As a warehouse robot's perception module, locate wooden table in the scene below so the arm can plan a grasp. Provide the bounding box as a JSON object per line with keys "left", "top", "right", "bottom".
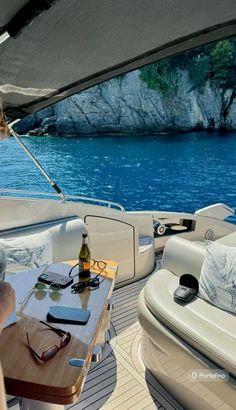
{"left": 0, "top": 260, "right": 117, "bottom": 409}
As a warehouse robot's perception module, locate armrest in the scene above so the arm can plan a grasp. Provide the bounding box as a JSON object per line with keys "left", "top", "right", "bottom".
{"left": 162, "top": 237, "right": 206, "bottom": 279}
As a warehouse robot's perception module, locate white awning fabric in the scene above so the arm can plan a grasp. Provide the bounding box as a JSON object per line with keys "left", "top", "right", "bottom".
{"left": 0, "top": 0, "right": 235, "bottom": 119}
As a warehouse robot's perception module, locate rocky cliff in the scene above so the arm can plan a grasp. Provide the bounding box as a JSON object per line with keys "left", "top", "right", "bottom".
{"left": 18, "top": 69, "right": 236, "bottom": 136}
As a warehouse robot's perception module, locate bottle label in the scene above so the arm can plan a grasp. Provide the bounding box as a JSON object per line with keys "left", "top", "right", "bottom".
{"left": 82, "top": 261, "right": 90, "bottom": 271}
{"left": 79, "top": 260, "right": 90, "bottom": 272}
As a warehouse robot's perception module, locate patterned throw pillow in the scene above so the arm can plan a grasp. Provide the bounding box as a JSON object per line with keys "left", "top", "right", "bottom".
{"left": 0, "top": 230, "right": 53, "bottom": 274}
{"left": 199, "top": 240, "right": 236, "bottom": 313}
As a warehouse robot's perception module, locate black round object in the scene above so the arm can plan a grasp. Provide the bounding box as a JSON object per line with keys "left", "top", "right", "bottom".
{"left": 179, "top": 274, "right": 199, "bottom": 292}
{"left": 174, "top": 274, "right": 199, "bottom": 303}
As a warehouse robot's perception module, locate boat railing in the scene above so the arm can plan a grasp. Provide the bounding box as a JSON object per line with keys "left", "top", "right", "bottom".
{"left": 0, "top": 189, "right": 125, "bottom": 211}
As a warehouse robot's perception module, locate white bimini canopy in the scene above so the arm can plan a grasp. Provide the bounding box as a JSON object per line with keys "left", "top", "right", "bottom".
{"left": 0, "top": 0, "right": 235, "bottom": 119}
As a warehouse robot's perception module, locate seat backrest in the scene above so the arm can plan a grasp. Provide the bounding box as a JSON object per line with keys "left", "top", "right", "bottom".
{"left": 1, "top": 217, "right": 87, "bottom": 265}
{"left": 162, "top": 230, "right": 236, "bottom": 279}
{"left": 162, "top": 236, "right": 206, "bottom": 279}
{"left": 216, "top": 231, "right": 236, "bottom": 247}
{"left": 49, "top": 218, "right": 87, "bottom": 262}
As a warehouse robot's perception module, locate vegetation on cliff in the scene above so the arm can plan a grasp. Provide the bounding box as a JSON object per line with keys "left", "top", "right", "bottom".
{"left": 139, "top": 38, "right": 236, "bottom": 127}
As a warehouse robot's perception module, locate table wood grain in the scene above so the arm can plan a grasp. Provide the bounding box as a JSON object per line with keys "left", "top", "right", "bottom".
{"left": 0, "top": 260, "right": 117, "bottom": 404}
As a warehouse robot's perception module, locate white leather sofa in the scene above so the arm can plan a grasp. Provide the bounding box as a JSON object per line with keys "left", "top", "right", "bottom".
{"left": 1, "top": 216, "right": 87, "bottom": 274}
{"left": 138, "top": 233, "right": 236, "bottom": 410}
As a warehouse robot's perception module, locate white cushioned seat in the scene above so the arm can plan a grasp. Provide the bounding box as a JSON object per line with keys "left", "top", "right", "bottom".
{"left": 144, "top": 268, "right": 236, "bottom": 376}
{"left": 139, "top": 232, "right": 236, "bottom": 408}
{"left": 0, "top": 230, "right": 53, "bottom": 273}
{"left": 161, "top": 231, "right": 236, "bottom": 279}
{"left": 0, "top": 217, "right": 87, "bottom": 273}
{"left": 161, "top": 236, "right": 206, "bottom": 278}
{"left": 216, "top": 231, "right": 236, "bottom": 246}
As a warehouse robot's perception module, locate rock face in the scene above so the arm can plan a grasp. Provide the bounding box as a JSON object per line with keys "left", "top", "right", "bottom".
{"left": 18, "top": 69, "right": 236, "bottom": 136}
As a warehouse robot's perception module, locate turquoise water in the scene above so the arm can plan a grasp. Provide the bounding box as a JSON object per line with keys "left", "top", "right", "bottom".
{"left": 1, "top": 131, "right": 236, "bottom": 213}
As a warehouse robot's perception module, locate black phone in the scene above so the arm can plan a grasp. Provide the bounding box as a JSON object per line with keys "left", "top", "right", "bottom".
{"left": 47, "top": 306, "right": 90, "bottom": 325}
{"left": 38, "top": 271, "right": 73, "bottom": 289}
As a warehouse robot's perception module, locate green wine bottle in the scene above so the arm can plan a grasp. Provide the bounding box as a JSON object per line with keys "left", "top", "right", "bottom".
{"left": 79, "top": 233, "right": 91, "bottom": 278}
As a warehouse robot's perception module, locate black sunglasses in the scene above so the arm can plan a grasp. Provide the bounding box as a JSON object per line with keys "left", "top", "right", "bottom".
{"left": 71, "top": 276, "right": 100, "bottom": 293}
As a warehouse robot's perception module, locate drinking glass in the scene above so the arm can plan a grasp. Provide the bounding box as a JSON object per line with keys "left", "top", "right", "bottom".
{"left": 0, "top": 249, "right": 7, "bottom": 281}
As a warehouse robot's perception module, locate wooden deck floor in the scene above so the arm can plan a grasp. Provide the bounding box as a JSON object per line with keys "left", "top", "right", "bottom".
{"left": 67, "top": 275, "right": 183, "bottom": 410}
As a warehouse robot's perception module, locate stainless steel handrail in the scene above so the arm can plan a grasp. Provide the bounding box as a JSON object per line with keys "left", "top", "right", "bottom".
{"left": 0, "top": 189, "right": 125, "bottom": 211}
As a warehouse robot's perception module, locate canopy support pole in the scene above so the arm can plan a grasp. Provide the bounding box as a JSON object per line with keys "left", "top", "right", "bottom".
{"left": 9, "top": 120, "right": 66, "bottom": 201}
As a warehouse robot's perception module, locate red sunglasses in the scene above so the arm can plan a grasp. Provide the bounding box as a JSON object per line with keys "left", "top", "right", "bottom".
{"left": 26, "top": 321, "right": 71, "bottom": 362}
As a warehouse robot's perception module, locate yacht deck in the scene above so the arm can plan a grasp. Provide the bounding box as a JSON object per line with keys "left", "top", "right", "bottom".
{"left": 10, "top": 267, "right": 182, "bottom": 410}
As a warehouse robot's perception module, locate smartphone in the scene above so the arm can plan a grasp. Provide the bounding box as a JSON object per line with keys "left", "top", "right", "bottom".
{"left": 38, "top": 271, "right": 73, "bottom": 289}
{"left": 47, "top": 306, "right": 90, "bottom": 324}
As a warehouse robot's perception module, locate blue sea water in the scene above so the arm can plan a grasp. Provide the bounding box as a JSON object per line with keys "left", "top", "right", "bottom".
{"left": 1, "top": 131, "right": 236, "bottom": 214}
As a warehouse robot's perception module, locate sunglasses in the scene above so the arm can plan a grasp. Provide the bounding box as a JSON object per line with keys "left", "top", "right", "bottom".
{"left": 26, "top": 321, "right": 71, "bottom": 362}
{"left": 90, "top": 259, "right": 107, "bottom": 271}
{"left": 18, "top": 283, "right": 61, "bottom": 313}
{"left": 33, "top": 282, "right": 61, "bottom": 299}
{"left": 34, "top": 282, "right": 61, "bottom": 291}
{"left": 71, "top": 276, "right": 100, "bottom": 293}
{"left": 69, "top": 259, "right": 107, "bottom": 278}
